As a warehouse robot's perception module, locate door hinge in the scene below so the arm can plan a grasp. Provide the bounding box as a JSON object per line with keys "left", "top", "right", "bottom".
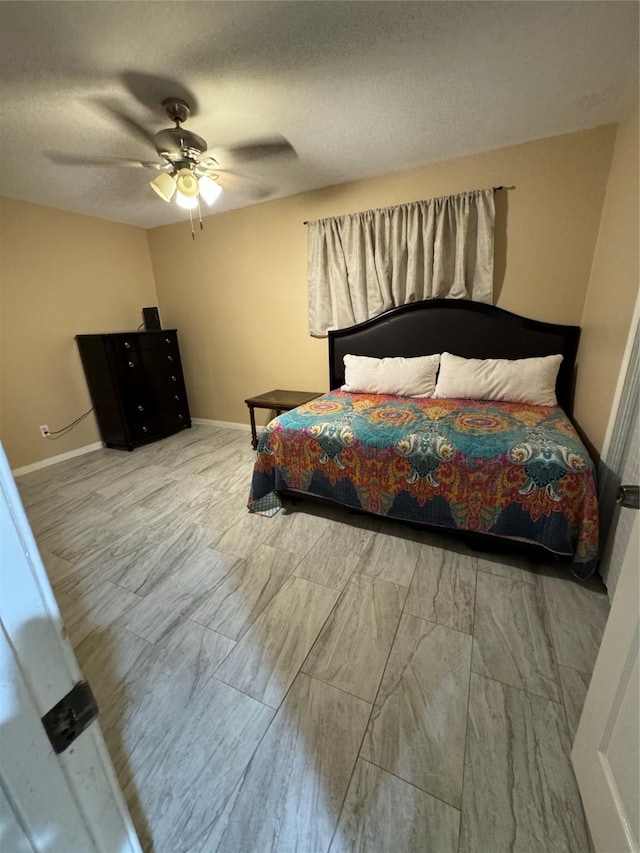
{"left": 41, "top": 681, "right": 99, "bottom": 754}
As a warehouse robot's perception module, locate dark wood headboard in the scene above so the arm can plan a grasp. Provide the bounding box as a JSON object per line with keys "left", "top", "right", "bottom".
{"left": 328, "top": 299, "right": 580, "bottom": 415}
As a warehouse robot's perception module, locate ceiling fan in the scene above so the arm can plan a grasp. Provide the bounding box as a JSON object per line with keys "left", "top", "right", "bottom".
{"left": 48, "top": 95, "right": 296, "bottom": 237}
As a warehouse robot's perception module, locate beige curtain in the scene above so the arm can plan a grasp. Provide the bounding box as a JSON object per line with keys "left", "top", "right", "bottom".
{"left": 307, "top": 188, "right": 495, "bottom": 337}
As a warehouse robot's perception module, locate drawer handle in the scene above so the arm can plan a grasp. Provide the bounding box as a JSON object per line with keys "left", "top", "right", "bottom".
{"left": 167, "top": 355, "right": 173, "bottom": 362}
{"left": 124, "top": 341, "right": 131, "bottom": 349}
{"left": 142, "top": 426, "right": 148, "bottom": 433}
{"left": 137, "top": 405, "right": 144, "bottom": 412}
{"left": 178, "top": 413, "right": 183, "bottom": 420}
{"left": 170, "top": 375, "right": 177, "bottom": 381}
{"left": 174, "top": 394, "right": 180, "bottom": 401}
{"left": 165, "top": 337, "right": 171, "bottom": 344}
{"left": 128, "top": 361, "right": 135, "bottom": 368}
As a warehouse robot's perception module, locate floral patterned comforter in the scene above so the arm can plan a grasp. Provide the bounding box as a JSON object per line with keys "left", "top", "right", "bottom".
{"left": 248, "top": 391, "right": 598, "bottom": 576}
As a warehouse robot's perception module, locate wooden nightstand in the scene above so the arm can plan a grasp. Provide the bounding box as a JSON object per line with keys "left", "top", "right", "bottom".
{"left": 244, "top": 389, "right": 322, "bottom": 450}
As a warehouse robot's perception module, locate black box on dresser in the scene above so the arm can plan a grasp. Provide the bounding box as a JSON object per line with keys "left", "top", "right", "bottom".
{"left": 75, "top": 330, "right": 191, "bottom": 450}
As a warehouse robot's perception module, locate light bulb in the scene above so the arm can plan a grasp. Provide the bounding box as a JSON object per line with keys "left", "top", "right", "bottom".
{"left": 198, "top": 174, "right": 222, "bottom": 206}
{"left": 176, "top": 191, "right": 199, "bottom": 210}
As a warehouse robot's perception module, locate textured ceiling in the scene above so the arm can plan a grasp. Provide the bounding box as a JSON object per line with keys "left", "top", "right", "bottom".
{"left": 0, "top": 1, "right": 637, "bottom": 229}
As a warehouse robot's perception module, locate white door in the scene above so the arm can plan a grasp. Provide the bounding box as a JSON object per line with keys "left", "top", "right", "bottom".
{"left": 0, "top": 443, "right": 141, "bottom": 853}
{"left": 572, "top": 511, "right": 639, "bottom": 852}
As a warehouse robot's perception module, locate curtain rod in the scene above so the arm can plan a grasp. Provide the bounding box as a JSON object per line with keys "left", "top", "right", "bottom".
{"left": 302, "top": 185, "right": 514, "bottom": 225}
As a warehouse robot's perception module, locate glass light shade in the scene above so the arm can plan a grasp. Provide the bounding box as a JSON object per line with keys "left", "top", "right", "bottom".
{"left": 149, "top": 172, "right": 176, "bottom": 202}
{"left": 176, "top": 168, "right": 199, "bottom": 198}
{"left": 176, "top": 190, "right": 199, "bottom": 210}
{"left": 198, "top": 174, "right": 222, "bottom": 205}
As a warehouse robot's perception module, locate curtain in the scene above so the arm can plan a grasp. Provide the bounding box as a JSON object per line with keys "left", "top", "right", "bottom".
{"left": 307, "top": 188, "right": 495, "bottom": 337}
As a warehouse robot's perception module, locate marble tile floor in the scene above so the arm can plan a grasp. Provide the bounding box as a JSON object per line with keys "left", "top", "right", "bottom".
{"left": 17, "top": 424, "right": 610, "bottom": 853}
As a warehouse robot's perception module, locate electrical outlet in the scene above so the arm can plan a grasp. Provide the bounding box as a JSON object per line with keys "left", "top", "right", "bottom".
{"left": 39, "top": 424, "right": 50, "bottom": 437}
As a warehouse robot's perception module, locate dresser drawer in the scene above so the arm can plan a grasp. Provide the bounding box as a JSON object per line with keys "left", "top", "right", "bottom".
{"left": 130, "top": 417, "right": 166, "bottom": 442}
{"left": 114, "top": 332, "right": 178, "bottom": 353}
{"left": 158, "top": 387, "right": 187, "bottom": 410}
{"left": 138, "top": 346, "right": 181, "bottom": 372}
{"left": 164, "top": 409, "right": 190, "bottom": 431}
{"left": 114, "top": 351, "right": 148, "bottom": 388}
{"left": 121, "top": 388, "right": 159, "bottom": 422}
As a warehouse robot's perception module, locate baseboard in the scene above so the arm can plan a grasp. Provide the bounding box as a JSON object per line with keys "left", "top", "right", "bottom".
{"left": 13, "top": 422, "right": 255, "bottom": 475}
{"left": 12, "top": 442, "right": 104, "bottom": 477}
{"left": 191, "top": 418, "right": 253, "bottom": 432}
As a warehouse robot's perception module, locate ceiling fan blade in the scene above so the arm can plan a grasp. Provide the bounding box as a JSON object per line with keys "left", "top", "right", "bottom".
{"left": 45, "top": 152, "right": 164, "bottom": 169}
{"left": 214, "top": 169, "right": 272, "bottom": 200}
{"left": 120, "top": 71, "right": 199, "bottom": 116}
{"left": 194, "top": 156, "right": 220, "bottom": 178}
{"left": 90, "top": 98, "right": 158, "bottom": 151}
{"left": 217, "top": 136, "right": 296, "bottom": 165}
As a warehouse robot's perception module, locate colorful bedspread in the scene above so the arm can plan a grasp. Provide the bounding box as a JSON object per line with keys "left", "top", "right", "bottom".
{"left": 249, "top": 391, "right": 598, "bottom": 576}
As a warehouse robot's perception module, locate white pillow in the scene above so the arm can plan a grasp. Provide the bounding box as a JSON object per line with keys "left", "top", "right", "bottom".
{"left": 433, "top": 352, "right": 563, "bottom": 406}
{"left": 342, "top": 353, "right": 440, "bottom": 397}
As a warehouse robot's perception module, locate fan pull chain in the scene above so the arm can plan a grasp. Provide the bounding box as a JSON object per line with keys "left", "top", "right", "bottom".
{"left": 189, "top": 207, "right": 195, "bottom": 240}
{"left": 198, "top": 197, "right": 203, "bottom": 230}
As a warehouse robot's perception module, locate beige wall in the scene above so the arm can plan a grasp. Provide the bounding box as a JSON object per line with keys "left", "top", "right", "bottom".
{"left": 0, "top": 198, "right": 157, "bottom": 469}
{"left": 148, "top": 125, "right": 615, "bottom": 428}
{"left": 573, "top": 103, "right": 639, "bottom": 457}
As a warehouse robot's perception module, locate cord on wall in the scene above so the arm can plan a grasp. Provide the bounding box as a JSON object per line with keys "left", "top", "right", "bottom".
{"left": 44, "top": 408, "right": 94, "bottom": 440}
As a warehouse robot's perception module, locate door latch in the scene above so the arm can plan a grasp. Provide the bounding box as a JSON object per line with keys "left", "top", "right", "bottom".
{"left": 617, "top": 484, "right": 640, "bottom": 510}
{"left": 41, "top": 681, "right": 99, "bottom": 754}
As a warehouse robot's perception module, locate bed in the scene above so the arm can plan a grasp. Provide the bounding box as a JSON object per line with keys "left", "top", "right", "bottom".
{"left": 248, "top": 299, "right": 598, "bottom": 578}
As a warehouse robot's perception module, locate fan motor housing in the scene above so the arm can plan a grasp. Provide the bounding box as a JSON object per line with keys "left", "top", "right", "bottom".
{"left": 154, "top": 127, "right": 207, "bottom": 163}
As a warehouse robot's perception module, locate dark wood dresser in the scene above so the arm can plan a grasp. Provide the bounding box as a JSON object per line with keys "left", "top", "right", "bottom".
{"left": 76, "top": 330, "right": 191, "bottom": 450}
